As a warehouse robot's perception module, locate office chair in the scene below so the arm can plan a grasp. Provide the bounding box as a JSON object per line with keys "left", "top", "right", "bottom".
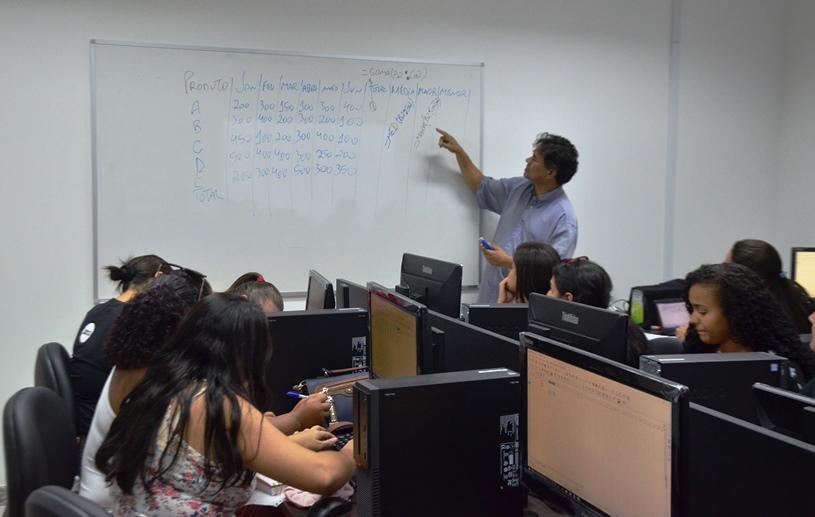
{"left": 307, "top": 496, "right": 352, "bottom": 517}
{"left": 33, "top": 342, "right": 75, "bottom": 425}
{"left": 24, "top": 486, "right": 107, "bottom": 517}
{"left": 646, "top": 336, "right": 685, "bottom": 355}
{"left": 3, "top": 387, "right": 78, "bottom": 517}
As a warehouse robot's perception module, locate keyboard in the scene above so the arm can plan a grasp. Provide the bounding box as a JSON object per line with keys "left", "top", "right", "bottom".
{"left": 332, "top": 428, "right": 353, "bottom": 451}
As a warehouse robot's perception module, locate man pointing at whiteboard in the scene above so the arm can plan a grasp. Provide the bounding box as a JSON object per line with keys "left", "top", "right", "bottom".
{"left": 437, "top": 128, "right": 579, "bottom": 304}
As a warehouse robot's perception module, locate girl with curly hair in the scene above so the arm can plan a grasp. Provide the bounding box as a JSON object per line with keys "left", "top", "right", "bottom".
{"left": 683, "top": 263, "right": 815, "bottom": 384}
{"left": 69, "top": 254, "right": 170, "bottom": 437}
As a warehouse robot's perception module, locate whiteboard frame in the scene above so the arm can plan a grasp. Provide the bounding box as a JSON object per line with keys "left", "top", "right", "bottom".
{"left": 89, "top": 39, "right": 484, "bottom": 302}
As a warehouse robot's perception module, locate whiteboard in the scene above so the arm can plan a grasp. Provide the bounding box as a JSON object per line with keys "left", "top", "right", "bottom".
{"left": 91, "top": 41, "right": 482, "bottom": 299}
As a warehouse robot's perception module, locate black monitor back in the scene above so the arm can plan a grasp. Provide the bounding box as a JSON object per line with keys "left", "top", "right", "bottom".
{"left": 527, "top": 292, "right": 629, "bottom": 365}
{"left": 398, "top": 253, "right": 462, "bottom": 318}
{"left": 640, "top": 352, "right": 788, "bottom": 423}
{"left": 354, "top": 369, "right": 523, "bottom": 517}
{"left": 754, "top": 382, "right": 815, "bottom": 444}
{"left": 335, "top": 278, "right": 369, "bottom": 310}
{"left": 461, "top": 302, "right": 528, "bottom": 340}
{"left": 686, "top": 402, "right": 815, "bottom": 517}
{"left": 265, "top": 309, "right": 368, "bottom": 415}
{"left": 628, "top": 278, "right": 685, "bottom": 330}
{"left": 305, "top": 269, "right": 336, "bottom": 310}
{"left": 427, "top": 310, "right": 520, "bottom": 373}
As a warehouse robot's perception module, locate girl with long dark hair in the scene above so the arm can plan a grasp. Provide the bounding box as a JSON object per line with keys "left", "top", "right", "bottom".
{"left": 497, "top": 242, "right": 560, "bottom": 303}
{"left": 727, "top": 239, "right": 815, "bottom": 333}
{"left": 96, "top": 294, "right": 354, "bottom": 515}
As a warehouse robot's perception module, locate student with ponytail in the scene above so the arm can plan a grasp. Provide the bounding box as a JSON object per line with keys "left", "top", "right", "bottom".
{"left": 726, "top": 239, "right": 815, "bottom": 334}
{"left": 69, "top": 254, "right": 169, "bottom": 436}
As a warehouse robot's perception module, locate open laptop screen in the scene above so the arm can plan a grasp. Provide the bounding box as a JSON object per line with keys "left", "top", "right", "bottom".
{"left": 654, "top": 299, "right": 689, "bottom": 330}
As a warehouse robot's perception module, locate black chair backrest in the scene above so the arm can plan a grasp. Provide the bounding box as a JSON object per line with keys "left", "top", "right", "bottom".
{"left": 33, "top": 342, "right": 75, "bottom": 422}
{"left": 24, "top": 486, "right": 108, "bottom": 517}
{"left": 3, "top": 387, "right": 78, "bottom": 517}
{"left": 307, "top": 496, "right": 353, "bottom": 517}
{"left": 646, "top": 336, "right": 685, "bottom": 355}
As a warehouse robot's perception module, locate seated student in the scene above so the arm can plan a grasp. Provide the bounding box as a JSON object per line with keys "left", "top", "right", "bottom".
{"left": 497, "top": 242, "right": 560, "bottom": 303}
{"left": 810, "top": 312, "right": 815, "bottom": 353}
{"left": 226, "top": 272, "right": 284, "bottom": 315}
{"left": 802, "top": 313, "right": 815, "bottom": 397}
{"left": 683, "top": 263, "right": 815, "bottom": 386}
{"left": 81, "top": 274, "right": 331, "bottom": 509}
{"left": 547, "top": 257, "right": 649, "bottom": 368}
{"left": 96, "top": 294, "right": 355, "bottom": 515}
{"left": 69, "top": 254, "right": 169, "bottom": 437}
{"left": 727, "top": 239, "right": 815, "bottom": 334}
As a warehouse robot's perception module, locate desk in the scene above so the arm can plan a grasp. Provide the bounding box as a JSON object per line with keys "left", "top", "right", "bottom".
{"left": 238, "top": 492, "right": 567, "bottom": 517}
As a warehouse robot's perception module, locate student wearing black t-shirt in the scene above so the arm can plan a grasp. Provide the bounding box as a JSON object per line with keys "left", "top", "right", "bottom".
{"left": 69, "top": 254, "right": 168, "bottom": 436}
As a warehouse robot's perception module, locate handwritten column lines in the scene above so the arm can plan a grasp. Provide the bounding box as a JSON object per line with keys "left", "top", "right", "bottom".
{"left": 373, "top": 89, "right": 393, "bottom": 214}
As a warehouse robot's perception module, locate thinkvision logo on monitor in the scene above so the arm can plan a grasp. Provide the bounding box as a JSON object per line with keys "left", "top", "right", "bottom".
{"left": 561, "top": 311, "right": 579, "bottom": 325}
{"left": 422, "top": 265, "right": 433, "bottom": 275}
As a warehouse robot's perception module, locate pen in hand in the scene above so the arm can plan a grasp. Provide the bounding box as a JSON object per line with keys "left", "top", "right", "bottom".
{"left": 286, "top": 391, "right": 308, "bottom": 400}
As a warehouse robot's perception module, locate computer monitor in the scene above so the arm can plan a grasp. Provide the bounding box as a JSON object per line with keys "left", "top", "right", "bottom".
{"left": 686, "top": 402, "right": 815, "bottom": 516}
{"left": 335, "top": 278, "right": 369, "bottom": 310}
{"left": 427, "top": 310, "right": 520, "bottom": 373}
{"left": 461, "top": 302, "right": 528, "bottom": 340}
{"left": 791, "top": 247, "right": 815, "bottom": 297}
{"left": 367, "top": 282, "right": 432, "bottom": 379}
{"left": 265, "top": 308, "right": 368, "bottom": 415}
{"left": 653, "top": 298, "right": 689, "bottom": 332}
{"left": 520, "top": 332, "right": 687, "bottom": 517}
{"left": 753, "top": 382, "right": 815, "bottom": 444}
{"left": 527, "top": 292, "right": 629, "bottom": 365}
{"left": 305, "top": 269, "right": 336, "bottom": 310}
{"left": 397, "top": 253, "right": 462, "bottom": 318}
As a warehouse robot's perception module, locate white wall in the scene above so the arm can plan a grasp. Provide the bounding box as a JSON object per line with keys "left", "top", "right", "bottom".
{"left": 1, "top": 0, "right": 808, "bottom": 485}
{"left": 776, "top": 0, "right": 815, "bottom": 266}
{"left": 670, "top": 0, "right": 788, "bottom": 277}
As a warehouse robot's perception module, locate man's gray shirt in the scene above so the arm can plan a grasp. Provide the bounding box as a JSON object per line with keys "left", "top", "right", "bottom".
{"left": 476, "top": 176, "right": 578, "bottom": 303}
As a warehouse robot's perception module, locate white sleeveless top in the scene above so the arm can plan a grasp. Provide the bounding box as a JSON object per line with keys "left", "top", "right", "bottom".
{"left": 78, "top": 369, "right": 117, "bottom": 509}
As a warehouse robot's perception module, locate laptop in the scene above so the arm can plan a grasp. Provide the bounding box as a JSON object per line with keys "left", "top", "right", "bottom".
{"left": 653, "top": 298, "right": 689, "bottom": 335}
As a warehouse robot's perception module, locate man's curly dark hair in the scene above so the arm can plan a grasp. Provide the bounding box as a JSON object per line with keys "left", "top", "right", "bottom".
{"left": 683, "top": 263, "right": 815, "bottom": 381}
{"left": 104, "top": 273, "right": 199, "bottom": 370}
{"left": 533, "top": 133, "right": 579, "bottom": 185}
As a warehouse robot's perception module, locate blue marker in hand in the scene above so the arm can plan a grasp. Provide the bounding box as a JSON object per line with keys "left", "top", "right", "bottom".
{"left": 286, "top": 391, "right": 308, "bottom": 400}
{"left": 479, "top": 237, "right": 495, "bottom": 251}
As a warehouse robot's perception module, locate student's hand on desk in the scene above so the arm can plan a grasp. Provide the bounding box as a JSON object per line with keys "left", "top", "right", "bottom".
{"left": 497, "top": 276, "right": 515, "bottom": 304}
{"left": 436, "top": 128, "right": 465, "bottom": 155}
{"left": 290, "top": 425, "right": 338, "bottom": 451}
{"left": 293, "top": 392, "right": 332, "bottom": 429}
{"left": 482, "top": 244, "right": 513, "bottom": 269}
